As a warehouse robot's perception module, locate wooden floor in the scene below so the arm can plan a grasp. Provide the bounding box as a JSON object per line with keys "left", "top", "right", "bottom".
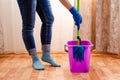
{"left": 0, "top": 52, "right": 120, "bottom": 80}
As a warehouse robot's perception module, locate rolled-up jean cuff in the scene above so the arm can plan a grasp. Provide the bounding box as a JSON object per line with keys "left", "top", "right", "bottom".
{"left": 28, "top": 48, "right": 37, "bottom": 56}
{"left": 42, "top": 44, "right": 50, "bottom": 52}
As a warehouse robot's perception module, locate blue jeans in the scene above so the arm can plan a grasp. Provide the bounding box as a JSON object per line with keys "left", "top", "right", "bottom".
{"left": 17, "top": 0, "right": 54, "bottom": 54}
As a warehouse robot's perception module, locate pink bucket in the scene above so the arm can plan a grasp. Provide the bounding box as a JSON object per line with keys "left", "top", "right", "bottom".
{"left": 67, "top": 40, "right": 93, "bottom": 73}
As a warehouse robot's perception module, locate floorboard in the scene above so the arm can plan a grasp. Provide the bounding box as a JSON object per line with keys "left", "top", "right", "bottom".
{"left": 0, "top": 52, "right": 120, "bottom": 80}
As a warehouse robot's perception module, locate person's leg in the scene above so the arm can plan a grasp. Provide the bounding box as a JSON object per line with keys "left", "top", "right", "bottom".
{"left": 17, "top": 0, "right": 44, "bottom": 70}
{"left": 36, "top": 0, "right": 60, "bottom": 67}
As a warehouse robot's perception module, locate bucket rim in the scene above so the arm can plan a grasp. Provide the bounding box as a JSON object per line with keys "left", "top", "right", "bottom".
{"left": 67, "top": 40, "right": 93, "bottom": 47}
{"left": 67, "top": 44, "right": 93, "bottom": 48}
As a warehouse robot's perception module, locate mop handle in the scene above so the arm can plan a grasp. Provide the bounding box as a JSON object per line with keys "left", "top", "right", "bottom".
{"left": 77, "top": 0, "right": 80, "bottom": 12}
{"left": 77, "top": 0, "right": 81, "bottom": 45}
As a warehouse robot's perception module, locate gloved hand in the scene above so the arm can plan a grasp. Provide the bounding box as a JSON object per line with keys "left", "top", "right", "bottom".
{"left": 69, "top": 7, "right": 82, "bottom": 30}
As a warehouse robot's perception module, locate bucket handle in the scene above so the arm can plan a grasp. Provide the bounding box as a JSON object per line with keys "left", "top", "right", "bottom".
{"left": 64, "top": 44, "right": 68, "bottom": 52}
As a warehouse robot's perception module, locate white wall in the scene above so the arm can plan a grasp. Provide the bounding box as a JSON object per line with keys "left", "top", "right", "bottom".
{"left": 0, "top": 0, "right": 74, "bottom": 53}
{"left": 0, "top": 1, "right": 15, "bottom": 53}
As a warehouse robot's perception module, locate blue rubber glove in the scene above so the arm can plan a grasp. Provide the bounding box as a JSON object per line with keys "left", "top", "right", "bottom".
{"left": 69, "top": 7, "right": 82, "bottom": 30}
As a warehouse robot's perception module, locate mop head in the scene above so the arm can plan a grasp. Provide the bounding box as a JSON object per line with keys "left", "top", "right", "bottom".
{"left": 73, "top": 46, "right": 86, "bottom": 62}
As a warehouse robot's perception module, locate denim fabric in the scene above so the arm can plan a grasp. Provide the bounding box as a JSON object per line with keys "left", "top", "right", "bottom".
{"left": 17, "top": 0, "right": 54, "bottom": 52}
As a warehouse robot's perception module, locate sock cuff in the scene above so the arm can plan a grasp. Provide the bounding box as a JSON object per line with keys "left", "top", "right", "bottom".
{"left": 42, "top": 44, "right": 50, "bottom": 52}
{"left": 28, "top": 48, "right": 37, "bottom": 56}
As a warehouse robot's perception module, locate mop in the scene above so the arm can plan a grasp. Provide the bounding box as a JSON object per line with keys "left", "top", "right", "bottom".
{"left": 73, "top": 0, "right": 86, "bottom": 62}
